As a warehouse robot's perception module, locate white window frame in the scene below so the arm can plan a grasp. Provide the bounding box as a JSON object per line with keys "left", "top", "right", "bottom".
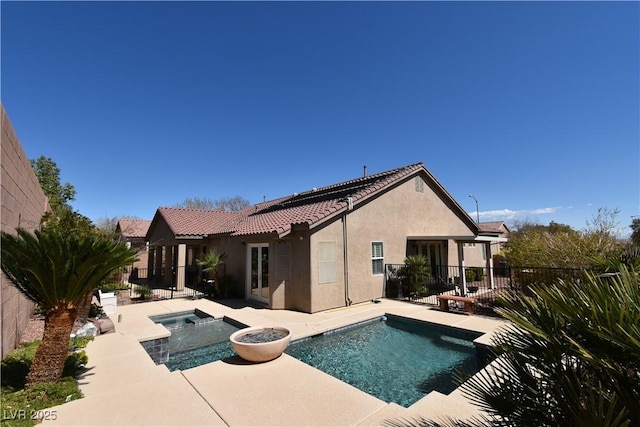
{"left": 371, "top": 241, "right": 384, "bottom": 275}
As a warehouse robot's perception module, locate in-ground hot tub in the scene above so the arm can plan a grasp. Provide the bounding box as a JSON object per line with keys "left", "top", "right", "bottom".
{"left": 230, "top": 326, "right": 292, "bottom": 363}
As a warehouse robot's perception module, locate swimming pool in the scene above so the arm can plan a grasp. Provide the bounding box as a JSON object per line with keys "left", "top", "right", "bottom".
{"left": 146, "top": 312, "right": 482, "bottom": 406}
{"left": 286, "top": 315, "right": 482, "bottom": 407}
{"left": 147, "top": 311, "right": 243, "bottom": 371}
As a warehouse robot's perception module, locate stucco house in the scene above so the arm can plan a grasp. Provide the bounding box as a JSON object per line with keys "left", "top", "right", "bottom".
{"left": 145, "top": 163, "right": 506, "bottom": 313}
{"left": 462, "top": 221, "right": 510, "bottom": 268}
{"left": 116, "top": 219, "right": 152, "bottom": 269}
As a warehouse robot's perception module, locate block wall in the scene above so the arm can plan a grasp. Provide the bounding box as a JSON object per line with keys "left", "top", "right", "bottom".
{"left": 1, "top": 104, "right": 49, "bottom": 358}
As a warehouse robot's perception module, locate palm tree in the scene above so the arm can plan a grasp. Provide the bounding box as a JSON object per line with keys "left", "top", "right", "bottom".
{"left": 196, "top": 251, "right": 226, "bottom": 296}
{"left": 1, "top": 228, "right": 137, "bottom": 387}
{"left": 457, "top": 268, "right": 640, "bottom": 426}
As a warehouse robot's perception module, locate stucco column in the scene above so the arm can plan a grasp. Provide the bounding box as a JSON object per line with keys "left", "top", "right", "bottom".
{"left": 485, "top": 242, "right": 495, "bottom": 289}
{"left": 457, "top": 242, "right": 468, "bottom": 296}
{"left": 154, "top": 246, "right": 163, "bottom": 283}
{"left": 147, "top": 247, "right": 155, "bottom": 280}
{"left": 176, "top": 243, "right": 186, "bottom": 291}
{"left": 163, "top": 246, "right": 173, "bottom": 287}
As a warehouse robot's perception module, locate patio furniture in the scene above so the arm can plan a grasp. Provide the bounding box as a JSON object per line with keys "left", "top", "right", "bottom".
{"left": 436, "top": 295, "right": 476, "bottom": 315}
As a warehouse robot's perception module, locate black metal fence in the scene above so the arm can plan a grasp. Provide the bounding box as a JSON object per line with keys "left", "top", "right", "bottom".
{"left": 384, "top": 264, "right": 591, "bottom": 316}
{"left": 107, "top": 266, "right": 210, "bottom": 301}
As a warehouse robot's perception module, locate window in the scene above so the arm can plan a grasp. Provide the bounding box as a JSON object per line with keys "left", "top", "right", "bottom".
{"left": 371, "top": 242, "right": 384, "bottom": 275}
{"left": 318, "top": 242, "right": 337, "bottom": 283}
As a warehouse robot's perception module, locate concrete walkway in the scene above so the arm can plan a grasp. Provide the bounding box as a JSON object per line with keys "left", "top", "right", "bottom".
{"left": 43, "top": 298, "right": 507, "bottom": 426}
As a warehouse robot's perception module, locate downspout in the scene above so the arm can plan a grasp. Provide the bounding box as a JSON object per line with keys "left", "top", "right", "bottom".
{"left": 343, "top": 197, "right": 353, "bottom": 306}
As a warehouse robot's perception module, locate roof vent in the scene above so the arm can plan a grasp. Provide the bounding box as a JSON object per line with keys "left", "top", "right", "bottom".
{"left": 363, "top": 165, "right": 367, "bottom": 177}
{"left": 347, "top": 197, "right": 353, "bottom": 210}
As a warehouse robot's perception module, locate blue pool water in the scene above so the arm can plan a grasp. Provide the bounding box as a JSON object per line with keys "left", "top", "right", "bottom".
{"left": 148, "top": 312, "right": 482, "bottom": 407}
{"left": 150, "top": 309, "right": 212, "bottom": 329}
{"left": 149, "top": 311, "right": 242, "bottom": 371}
{"left": 286, "top": 316, "right": 482, "bottom": 407}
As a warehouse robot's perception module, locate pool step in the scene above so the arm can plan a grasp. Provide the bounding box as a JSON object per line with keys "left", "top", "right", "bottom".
{"left": 409, "top": 391, "right": 486, "bottom": 423}
{"left": 185, "top": 316, "right": 216, "bottom": 326}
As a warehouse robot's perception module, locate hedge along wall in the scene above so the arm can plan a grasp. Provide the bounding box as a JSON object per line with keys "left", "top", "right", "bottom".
{"left": 1, "top": 104, "right": 50, "bottom": 358}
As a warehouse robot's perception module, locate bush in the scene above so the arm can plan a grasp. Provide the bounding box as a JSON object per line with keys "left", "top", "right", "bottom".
{"left": 1, "top": 342, "right": 39, "bottom": 389}
{"left": 62, "top": 351, "right": 88, "bottom": 377}
{"left": 88, "top": 303, "right": 104, "bottom": 318}
{"left": 216, "top": 275, "right": 238, "bottom": 299}
{"left": 465, "top": 267, "right": 484, "bottom": 282}
{"left": 99, "top": 282, "right": 129, "bottom": 293}
{"left": 465, "top": 268, "right": 476, "bottom": 282}
{"left": 135, "top": 285, "right": 153, "bottom": 300}
{"left": 1, "top": 338, "right": 91, "bottom": 390}
{"left": 398, "top": 256, "right": 431, "bottom": 299}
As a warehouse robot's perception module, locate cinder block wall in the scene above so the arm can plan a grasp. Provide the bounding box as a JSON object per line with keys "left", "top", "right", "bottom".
{"left": 1, "top": 104, "right": 49, "bottom": 358}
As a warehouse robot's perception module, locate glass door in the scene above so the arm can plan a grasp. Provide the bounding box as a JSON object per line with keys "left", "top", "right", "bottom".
{"left": 247, "top": 244, "right": 269, "bottom": 304}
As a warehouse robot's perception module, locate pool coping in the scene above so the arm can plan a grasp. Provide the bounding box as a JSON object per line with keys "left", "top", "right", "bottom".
{"left": 41, "top": 298, "right": 508, "bottom": 426}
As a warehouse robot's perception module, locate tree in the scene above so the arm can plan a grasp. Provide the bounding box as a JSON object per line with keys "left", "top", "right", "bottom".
{"left": 95, "top": 215, "right": 142, "bottom": 240}
{"left": 30, "top": 156, "right": 76, "bottom": 213}
{"left": 1, "top": 228, "right": 137, "bottom": 386}
{"left": 175, "top": 196, "right": 251, "bottom": 211}
{"left": 196, "top": 251, "right": 226, "bottom": 296}
{"left": 631, "top": 217, "right": 640, "bottom": 247}
{"left": 504, "top": 208, "right": 624, "bottom": 269}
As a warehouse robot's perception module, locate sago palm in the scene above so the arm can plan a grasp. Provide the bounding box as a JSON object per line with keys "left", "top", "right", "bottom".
{"left": 1, "top": 228, "right": 137, "bottom": 386}
{"left": 458, "top": 268, "right": 640, "bottom": 426}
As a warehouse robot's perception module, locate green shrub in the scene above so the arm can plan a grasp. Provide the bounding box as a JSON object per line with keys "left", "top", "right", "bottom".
{"left": 99, "top": 282, "right": 129, "bottom": 293}
{"left": 88, "top": 303, "right": 104, "bottom": 318}
{"left": 135, "top": 285, "right": 153, "bottom": 300}
{"left": 1, "top": 342, "right": 39, "bottom": 389}
{"left": 465, "top": 268, "right": 476, "bottom": 282}
{"left": 1, "top": 377, "right": 81, "bottom": 427}
{"left": 1, "top": 338, "right": 91, "bottom": 391}
{"left": 62, "top": 351, "right": 88, "bottom": 377}
{"left": 465, "top": 267, "right": 484, "bottom": 282}
{"left": 398, "top": 256, "right": 431, "bottom": 299}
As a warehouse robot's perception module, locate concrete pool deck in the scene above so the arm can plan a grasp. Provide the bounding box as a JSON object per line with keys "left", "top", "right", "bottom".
{"left": 42, "top": 298, "right": 507, "bottom": 426}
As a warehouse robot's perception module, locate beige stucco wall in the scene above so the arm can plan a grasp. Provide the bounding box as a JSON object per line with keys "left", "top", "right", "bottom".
{"left": 308, "top": 174, "right": 476, "bottom": 313}
{"left": 1, "top": 104, "right": 50, "bottom": 357}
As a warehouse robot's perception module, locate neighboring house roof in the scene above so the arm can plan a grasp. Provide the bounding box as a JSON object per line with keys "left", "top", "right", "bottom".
{"left": 478, "top": 221, "right": 510, "bottom": 236}
{"left": 116, "top": 219, "right": 152, "bottom": 239}
{"left": 147, "top": 162, "right": 479, "bottom": 241}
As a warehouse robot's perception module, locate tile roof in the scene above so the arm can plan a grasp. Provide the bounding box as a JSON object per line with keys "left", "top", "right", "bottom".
{"left": 230, "top": 163, "right": 424, "bottom": 237}
{"left": 478, "top": 221, "right": 509, "bottom": 234}
{"left": 116, "top": 219, "right": 152, "bottom": 239}
{"left": 148, "top": 163, "right": 469, "bottom": 240}
{"left": 156, "top": 208, "right": 240, "bottom": 237}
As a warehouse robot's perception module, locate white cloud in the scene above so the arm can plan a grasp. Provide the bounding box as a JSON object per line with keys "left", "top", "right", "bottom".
{"left": 469, "top": 207, "right": 565, "bottom": 221}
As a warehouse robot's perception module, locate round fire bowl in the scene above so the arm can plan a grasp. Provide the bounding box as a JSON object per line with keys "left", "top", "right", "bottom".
{"left": 229, "top": 326, "right": 292, "bottom": 363}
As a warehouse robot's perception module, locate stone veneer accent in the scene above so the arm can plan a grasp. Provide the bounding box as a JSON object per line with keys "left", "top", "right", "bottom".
{"left": 1, "top": 104, "right": 50, "bottom": 358}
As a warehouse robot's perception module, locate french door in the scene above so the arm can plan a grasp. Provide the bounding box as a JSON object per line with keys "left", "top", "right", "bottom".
{"left": 247, "top": 244, "right": 269, "bottom": 304}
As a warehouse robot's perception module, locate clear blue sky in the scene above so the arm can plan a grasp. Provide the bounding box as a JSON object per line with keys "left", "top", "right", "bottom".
{"left": 2, "top": 1, "right": 638, "bottom": 235}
